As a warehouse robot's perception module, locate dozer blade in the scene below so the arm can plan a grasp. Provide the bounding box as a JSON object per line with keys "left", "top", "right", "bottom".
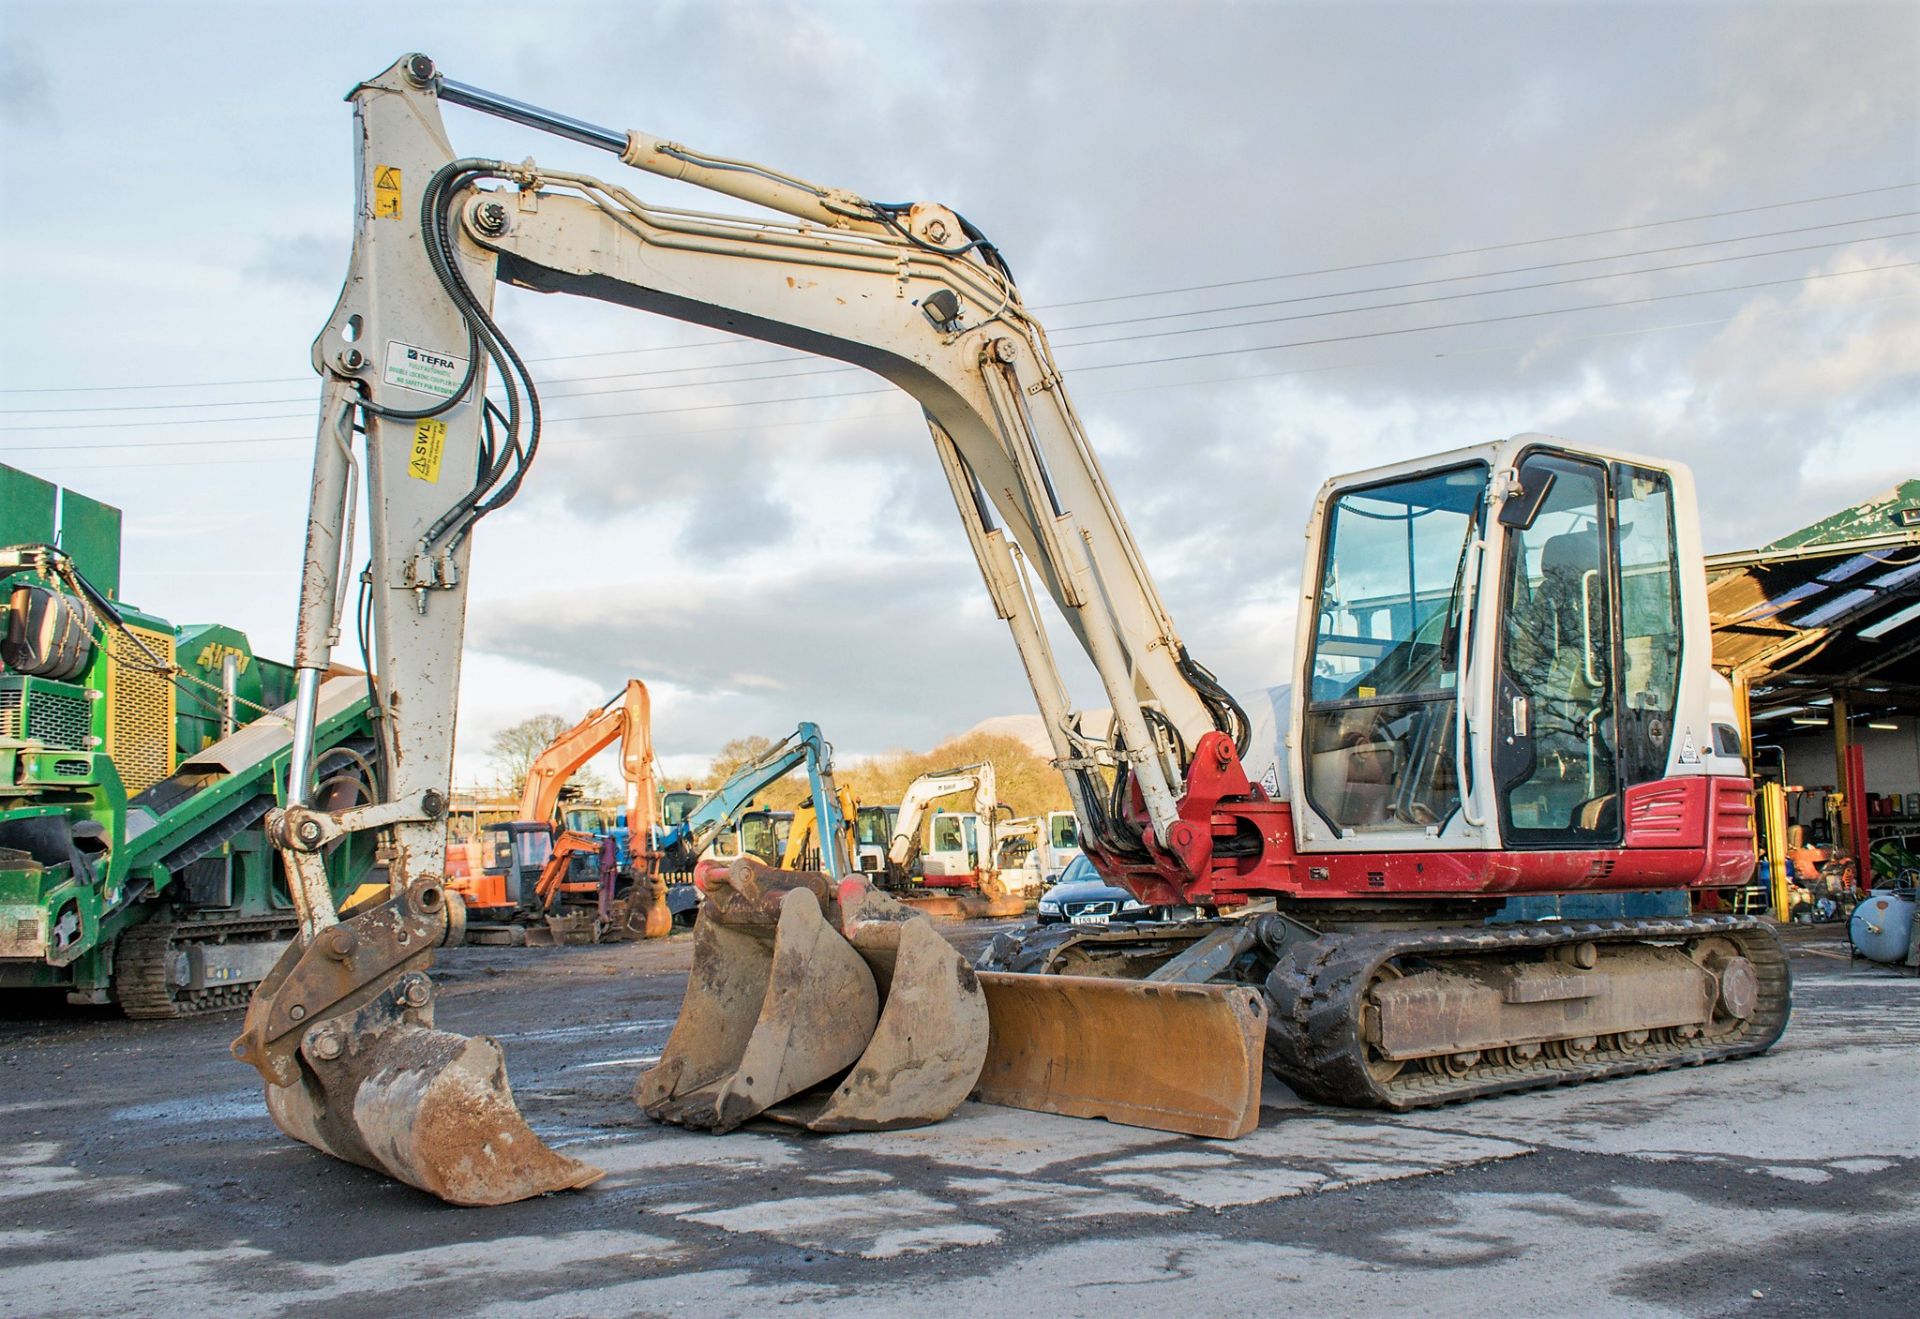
{"left": 771, "top": 883, "right": 990, "bottom": 1132}
{"left": 233, "top": 885, "right": 600, "bottom": 1206}
{"left": 975, "top": 971, "right": 1268, "bottom": 1139}
{"left": 638, "top": 883, "right": 879, "bottom": 1132}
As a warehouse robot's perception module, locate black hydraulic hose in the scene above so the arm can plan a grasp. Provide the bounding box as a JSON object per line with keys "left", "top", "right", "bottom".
{"left": 1177, "top": 644, "right": 1251, "bottom": 759}
{"left": 343, "top": 159, "right": 544, "bottom": 561}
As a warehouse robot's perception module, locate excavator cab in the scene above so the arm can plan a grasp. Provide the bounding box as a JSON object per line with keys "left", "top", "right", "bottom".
{"left": 854, "top": 805, "right": 897, "bottom": 874}
{"left": 923, "top": 812, "right": 981, "bottom": 882}
{"left": 1287, "top": 437, "right": 1749, "bottom": 873}
{"left": 708, "top": 810, "right": 791, "bottom": 866}
{"left": 481, "top": 821, "right": 553, "bottom": 910}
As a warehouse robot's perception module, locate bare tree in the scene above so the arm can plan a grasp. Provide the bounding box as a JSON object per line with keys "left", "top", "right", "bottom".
{"left": 705, "top": 734, "right": 778, "bottom": 785}
{"left": 486, "top": 713, "right": 573, "bottom": 800}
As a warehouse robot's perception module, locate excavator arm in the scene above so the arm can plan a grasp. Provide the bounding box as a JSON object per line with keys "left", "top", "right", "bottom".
{"left": 231, "top": 55, "right": 1268, "bottom": 1207}
{"left": 520, "top": 679, "right": 658, "bottom": 841}
{"left": 662, "top": 723, "right": 853, "bottom": 876}
{"left": 274, "top": 54, "right": 1251, "bottom": 915}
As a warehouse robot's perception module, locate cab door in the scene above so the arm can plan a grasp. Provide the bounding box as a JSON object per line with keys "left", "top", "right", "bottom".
{"left": 1492, "top": 450, "right": 1621, "bottom": 845}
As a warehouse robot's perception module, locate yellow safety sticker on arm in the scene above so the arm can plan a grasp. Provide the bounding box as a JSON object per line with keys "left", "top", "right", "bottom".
{"left": 408, "top": 419, "right": 446, "bottom": 483}
{"left": 373, "top": 165, "right": 403, "bottom": 219}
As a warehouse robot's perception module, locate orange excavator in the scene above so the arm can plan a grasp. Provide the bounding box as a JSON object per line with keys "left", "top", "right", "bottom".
{"left": 452, "top": 679, "right": 672, "bottom": 942}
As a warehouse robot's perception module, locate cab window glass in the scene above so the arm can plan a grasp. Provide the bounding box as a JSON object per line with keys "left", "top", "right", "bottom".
{"left": 1495, "top": 454, "right": 1620, "bottom": 843}
{"left": 931, "top": 815, "right": 965, "bottom": 852}
{"left": 855, "top": 808, "right": 893, "bottom": 846}
{"left": 1615, "top": 465, "right": 1681, "bottom": 784}
{"left": 1303, "top": 464, "right": 1484, "bottom": 832}
{"left": 1049, "top": 813, "right": 1078, "bottom": 849}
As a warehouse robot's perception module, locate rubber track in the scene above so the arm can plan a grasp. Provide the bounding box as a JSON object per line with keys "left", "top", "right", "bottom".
{"left": 113, "top": 918, "right": 295, "bottom": 1020}
{"left": 1262, "top": 916, "right": 1792, "bottom": 1111}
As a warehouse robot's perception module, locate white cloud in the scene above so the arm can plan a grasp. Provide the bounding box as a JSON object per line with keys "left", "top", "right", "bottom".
{"left": 3, "top": 0, "right": 1915, "bottom": 777}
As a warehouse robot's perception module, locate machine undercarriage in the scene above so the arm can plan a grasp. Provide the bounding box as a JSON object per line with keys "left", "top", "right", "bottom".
{"left": 983, "top": 908, "right": 1789, "bottom": 1109}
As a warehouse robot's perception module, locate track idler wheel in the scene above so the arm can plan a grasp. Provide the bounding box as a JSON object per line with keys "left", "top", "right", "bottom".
{"left": 233, "top": 886, "right": 601, "bottom": 1206}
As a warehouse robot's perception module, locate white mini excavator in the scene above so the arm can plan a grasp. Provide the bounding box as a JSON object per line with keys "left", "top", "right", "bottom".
{"left": 231, "top": 56, "right": 1788, "bottom": 1206}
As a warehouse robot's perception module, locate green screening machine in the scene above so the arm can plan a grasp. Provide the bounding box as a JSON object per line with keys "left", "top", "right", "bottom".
{"left": 1, "top": 464, "right": 379, "bottom": 1016}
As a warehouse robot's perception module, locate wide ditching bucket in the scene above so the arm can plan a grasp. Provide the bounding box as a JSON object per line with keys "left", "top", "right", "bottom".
{"left": 233, "top": 878, "right": 602, "bottom": 1206}
{"left": 638, "top": 860, "right": 989, "bottom": 1134}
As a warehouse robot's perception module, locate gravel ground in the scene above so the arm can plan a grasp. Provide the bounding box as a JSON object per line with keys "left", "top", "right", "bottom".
{"left": 1, "top": 921, "right": 1913, "bottom": 1317}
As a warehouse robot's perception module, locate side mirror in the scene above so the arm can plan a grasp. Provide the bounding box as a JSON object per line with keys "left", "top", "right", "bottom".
{"left": 1498, "top": 467, "right": 1556, "bottom": 530}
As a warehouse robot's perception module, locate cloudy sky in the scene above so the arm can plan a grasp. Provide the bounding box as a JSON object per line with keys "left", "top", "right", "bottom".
{"left": 2, "top": 1, "right": 1915, "bottom": 785}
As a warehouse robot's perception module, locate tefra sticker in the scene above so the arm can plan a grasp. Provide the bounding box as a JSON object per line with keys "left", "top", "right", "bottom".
{"left": 408, "top": 419, "right": 447, "bottom": 484}
{"left": 383, "top": 340, "right": 468, "bottom": 397}
{"left": 373, "top": 165, "right": 403, "bottom": 218}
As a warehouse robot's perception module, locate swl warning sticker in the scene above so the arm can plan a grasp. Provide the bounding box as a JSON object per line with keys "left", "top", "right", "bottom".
{"left": 408, "top": 419, "right": 447, "bottom": 484}
{"left": 383, "top": 340, "right": 468, "bottom": 397}
{"left": 373, "top": 165, "right": 403, "bottom": 218}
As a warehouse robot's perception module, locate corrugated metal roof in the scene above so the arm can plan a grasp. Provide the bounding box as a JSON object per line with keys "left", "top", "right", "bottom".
{"left": 1707, "top": 480, "right": 1920, "bottom": 722}
{"left": 1765, "top": 478, "right": 1920, "bottom": 550}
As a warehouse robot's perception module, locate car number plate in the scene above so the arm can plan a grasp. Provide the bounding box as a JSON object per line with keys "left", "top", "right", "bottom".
{"left": 1069, "top": 912, "right": 1109, "bottom": 926}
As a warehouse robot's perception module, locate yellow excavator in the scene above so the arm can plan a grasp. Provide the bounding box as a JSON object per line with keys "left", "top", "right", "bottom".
{"left": 231, "top": 57, "right": 1787, "bottom": 1206}
{"left": 779, "top": 785, "right": 859, "bottom": 873}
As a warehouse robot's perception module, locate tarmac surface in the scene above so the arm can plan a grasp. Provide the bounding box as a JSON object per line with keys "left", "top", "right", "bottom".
{"left": 1, "top": 921, "right": 1913, "bottom": 1317}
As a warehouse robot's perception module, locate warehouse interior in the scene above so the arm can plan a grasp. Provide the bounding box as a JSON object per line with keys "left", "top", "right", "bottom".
{"left": 1709, "top": 478, "right": 1920, "bottom": 902}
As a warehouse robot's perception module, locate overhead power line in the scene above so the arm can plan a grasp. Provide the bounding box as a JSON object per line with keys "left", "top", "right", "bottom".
{"left": 1052, "top": 228, "right": 1920, "bottom": 348}
{"left": 7, "top": 227, "right": 1914, "bottom": 434}
{"left": 4, "top": 258, "right": 1911, "bottom": 459}
{"left": 6, "top": 206, "right": 1913, "bottom": 419}
{"left": 1043, "top": 180, "right": 1920, "bottom": 310}
{"left": 1048, "top": 212, "right": 1919, "bottom": 333}
{"left": 17, "top": 281, "right": 1917, "bottom": 472}
{"left": 2, "top": 180, "right": 1911, "bottom": 397}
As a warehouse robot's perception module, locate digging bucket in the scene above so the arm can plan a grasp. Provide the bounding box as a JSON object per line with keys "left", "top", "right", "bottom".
{"left": 233, "top": 886, "right": 601, "bottom": 1206}
{"left": 975, "top": 971, "right": 1268, "bottom": 1139}
{"left": 641, "top": 862, "right": 989, "bottom": 1134}
{"left": 768, "top": 878, "right": 990, "bottom": 1132}
{"left": 638, "top": 868, "right": 880, "bottom": 1132}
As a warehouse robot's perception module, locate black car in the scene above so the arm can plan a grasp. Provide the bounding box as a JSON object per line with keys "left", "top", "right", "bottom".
{"left": 1035, "top": 855, "right": 1153, "bottom": 925}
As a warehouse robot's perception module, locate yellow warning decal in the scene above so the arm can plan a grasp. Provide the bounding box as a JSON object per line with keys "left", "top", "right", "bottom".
{"left": 1357, "top": 685, "right": 1376, "bottom": 699}
{"left": 408, "top": 419, "right": 446, "bottom": 483}
{"left": 373, "top": 165, "right": 403, "bottom": 219}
